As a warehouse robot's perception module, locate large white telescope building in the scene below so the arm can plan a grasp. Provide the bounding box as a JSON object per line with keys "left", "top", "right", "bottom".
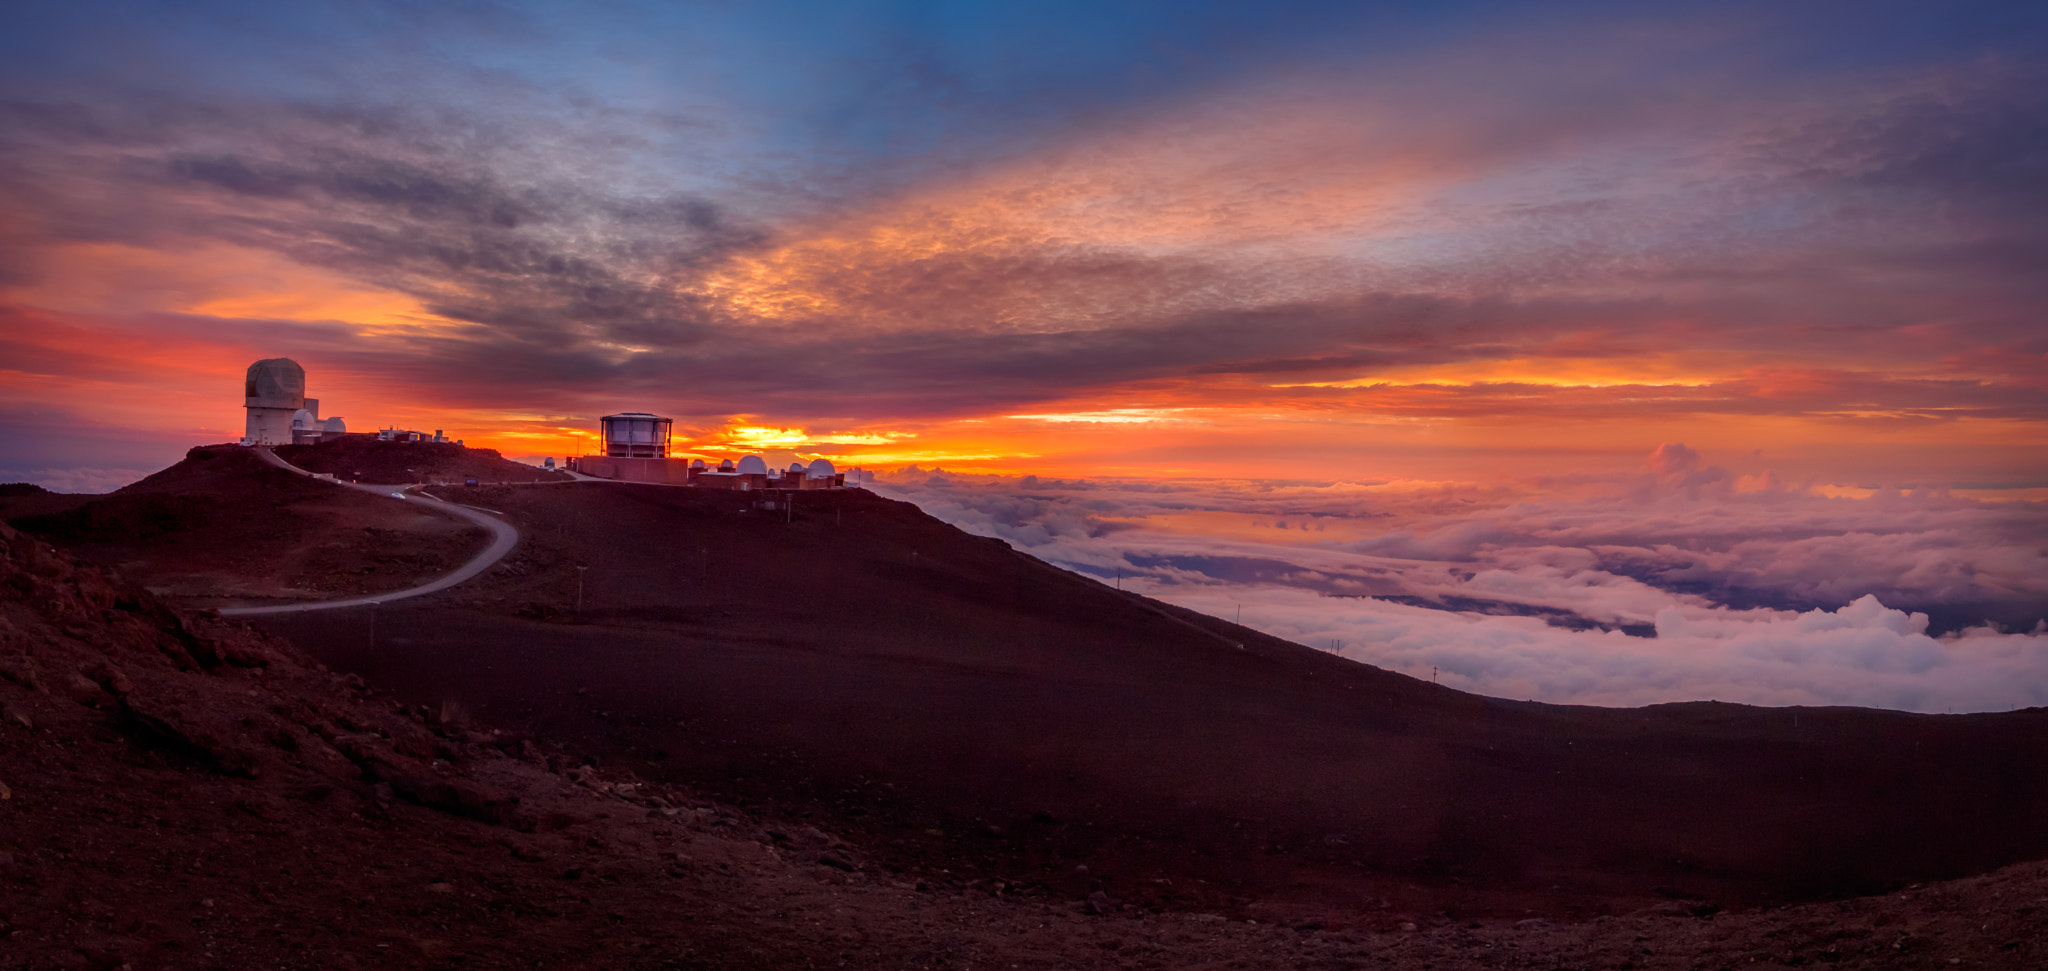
{"left": 242, "top": 358, "right": 346, "bottom": 446}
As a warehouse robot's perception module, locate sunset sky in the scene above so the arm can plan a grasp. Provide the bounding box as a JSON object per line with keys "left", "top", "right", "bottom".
{"left": 3, "top": 0, "right": 2043, "bottom": 488}
{"left": 3, "top": 1, "right": 2044, "bottom": 708}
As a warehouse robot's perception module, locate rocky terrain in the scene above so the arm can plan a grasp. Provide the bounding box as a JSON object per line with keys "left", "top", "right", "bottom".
{"left": 248, "top": 480, "right": 2048, "bottom": 922}
{"left": 274, "top": 438, "right": 569, "bottom": 485}
{"left": 3, "top": 451, "right": 2046, "bottom": 968}
{"left": 2, "top": 447, "right": 489, "bottom": 605}
{"left": 4, "top": 520, "right": 2046, "bottom": 969}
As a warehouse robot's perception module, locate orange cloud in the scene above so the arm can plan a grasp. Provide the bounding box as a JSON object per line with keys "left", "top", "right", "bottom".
{"left": 8, "top": 239, "right": 460, "bottom": 335}
{"left": 689, "top": 98, "right": 1451, "bottom": 332}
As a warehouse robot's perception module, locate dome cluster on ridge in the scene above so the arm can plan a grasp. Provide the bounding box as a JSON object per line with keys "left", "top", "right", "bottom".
{"left": 568, "top": 413, "right": 856, "bottom": 491}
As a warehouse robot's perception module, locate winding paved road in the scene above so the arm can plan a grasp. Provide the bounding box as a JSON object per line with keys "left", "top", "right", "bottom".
{"left": 217, "top": 448, "right": 521, "bottom": 617}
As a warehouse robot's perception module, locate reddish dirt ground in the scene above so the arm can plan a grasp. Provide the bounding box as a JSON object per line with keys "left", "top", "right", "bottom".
{"left": 232, "top": 480, "right": 2048, "bottom": 929}
{"left": 274, "top": 437, "right": 569, "bottom": 485}
{"left": 4, "top": 447, "right": 489, "bottom": 605}
{"left": 5, "top": 520, "right": 2045, "bottom": 970}
{"left": 0, "top": 483, "right": 96, "bottom": 521}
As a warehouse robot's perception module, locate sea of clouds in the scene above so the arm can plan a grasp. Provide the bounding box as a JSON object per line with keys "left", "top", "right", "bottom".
{"left": 871, "top": 446, "right": 2048, "bottom": 713}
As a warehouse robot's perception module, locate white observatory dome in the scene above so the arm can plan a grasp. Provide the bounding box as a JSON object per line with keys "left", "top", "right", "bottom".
{"left": 788, "top": 462, "right": 807, "bottom": 473}
{"left": 322, "top": 417, "right": 346, "bottom": 434}
{"left": 245, "top": 358, "right": 306, "bottom": 408}
{"left": 806, "top": 458, "right": 836, "bottom": 478}
{"left": 690, "top": 458, "right": 707, "bottom": 469}
{"left": 291, "top": 409, "right": 317, "bottom": 430}
{"left": 736, "top": 455, "right": 769, "bottom": 475}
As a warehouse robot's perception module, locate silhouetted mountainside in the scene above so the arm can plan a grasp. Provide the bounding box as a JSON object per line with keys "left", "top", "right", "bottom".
{"left": 0, "top": 518, "right": 1051, "bottom": 968}
{"left": 0, "top": 482, "right": 96, "bottom": 520}
{"left": 6, "top": 518, "right": 2047, "bottom": 969}
{"left": 239, "top": 480, "right": 2048, "bottom": 925}
{"left": 6, "top": 446, "right": 487, "bottom": 603}
{"left": 275, "top": 437, "right": 568, "bottom": 484}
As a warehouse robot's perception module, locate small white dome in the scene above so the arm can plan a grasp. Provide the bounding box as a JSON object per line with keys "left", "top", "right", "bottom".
{"left": 736, "top": 455, "right": 769, "bottom": 475}
{"left": 806, "top": 458, "right": 836, "bottom": 478}
{"left": 322, "top": 416, "right": 346, "bottom": 433}
{"left": 718, "top": 459, "right": 735, "bottom": 471}
{"left": 291, "top": 409, "right": 317, "bottom": 430}
{"left": 690, "top": 459, "right": 707, "bottom": 469}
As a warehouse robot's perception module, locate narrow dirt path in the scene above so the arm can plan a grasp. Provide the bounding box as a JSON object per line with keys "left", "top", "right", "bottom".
{"left": 217, "top": 448, "right": 520, "bottom": 617}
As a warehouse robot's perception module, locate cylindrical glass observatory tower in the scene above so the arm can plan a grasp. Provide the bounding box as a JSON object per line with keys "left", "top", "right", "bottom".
{"left": 600, "top": 413, "right": 672, "bottom": 458}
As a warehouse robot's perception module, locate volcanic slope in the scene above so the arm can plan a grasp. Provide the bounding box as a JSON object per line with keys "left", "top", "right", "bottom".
{"left": 244, "top": 481, "right": 2048, "bottom": 925}
{"left": 7, "top": 519, "right": 2047, "bottom": 969}
{"left": 5, "top": 446, "right": 488, "bottom": 605}
{"left": 273, "top": 437, "right": 568, "bottom": 484}
{"left": 0, "top": 483, "right": 95, "bottom": 521}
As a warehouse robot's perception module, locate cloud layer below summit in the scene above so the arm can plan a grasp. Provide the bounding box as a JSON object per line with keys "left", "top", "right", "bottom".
{"left": 875, "top": 447, "right": 2048, "bottom": 711}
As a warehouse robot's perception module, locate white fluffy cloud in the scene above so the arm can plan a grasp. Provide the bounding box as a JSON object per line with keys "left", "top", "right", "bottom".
{"left": 1156, "top": 586, "right": 2046, "bottom": 712}
{"left": 874, "top": 454, "right": 2048, "bottom": 712}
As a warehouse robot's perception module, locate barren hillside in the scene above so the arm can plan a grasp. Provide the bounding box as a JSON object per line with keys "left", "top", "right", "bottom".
{"left": 233, "top": 480, "right": 2048, "bottom": 926}
{"left": 4, "top": 518, "right": 2044, "bottom": 969}
{"left": 4, "top": 447, "right": 488, "bottom": 605}
{"left": 274, "top": 437, "right": 569, "bottom": 485}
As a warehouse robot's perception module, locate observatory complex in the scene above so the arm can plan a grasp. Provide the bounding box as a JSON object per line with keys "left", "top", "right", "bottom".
{"left": 239, "top": 358, "right": 456, "bottom": 448}
{"left": 573, "top": 412, "right": 849, "bottom": 490}
{"left": 241, "top": 358, "right": 346, "bottom": 446}
{"left": 236, "top": 366, "right": 844, "bottom": 490}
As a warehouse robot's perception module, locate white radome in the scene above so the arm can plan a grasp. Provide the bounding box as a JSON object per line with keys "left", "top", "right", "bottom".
{"left": 736, "top": 455, "right": 769, "bottom": 475}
